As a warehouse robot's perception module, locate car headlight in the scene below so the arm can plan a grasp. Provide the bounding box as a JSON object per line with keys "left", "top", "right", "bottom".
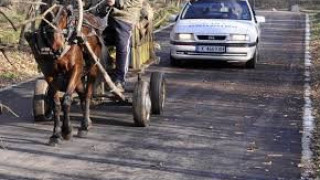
{"left": 173, "top": 33, "right": 195, "bottom": 41}
{"left": 229, "top": 34, "right": 250, "bottom": 42}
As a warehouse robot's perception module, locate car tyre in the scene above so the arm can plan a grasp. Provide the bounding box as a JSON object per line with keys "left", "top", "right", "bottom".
{"left": 245, "top": 48, "right": 258, "bottom": 69}
{"left": 170, "top": 55, "right": 181, "bottom": 67}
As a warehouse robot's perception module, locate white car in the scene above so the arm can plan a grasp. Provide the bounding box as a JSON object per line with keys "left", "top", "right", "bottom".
{"left": 170, "top": 0, "right": 265, "bottom": 68}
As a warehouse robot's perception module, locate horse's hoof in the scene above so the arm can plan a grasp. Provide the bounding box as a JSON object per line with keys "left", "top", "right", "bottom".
{"left": 77, "top": 129, "right": 88, "bottom": 138}
{"left": 48, "top": 136, "right": 62, "bottom": 147}
{"left": 86, "top": 118, "right": 93, "bottom": 130}
{"left": 62, "top": 128, "right": 73, "bottom": 140}
{"left": 62, "top": 132, "right": 73, "bottom": 140}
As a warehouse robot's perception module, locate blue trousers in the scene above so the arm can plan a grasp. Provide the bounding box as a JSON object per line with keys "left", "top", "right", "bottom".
{"left": 103, "top": 17, "right": 132, "bottom": 83}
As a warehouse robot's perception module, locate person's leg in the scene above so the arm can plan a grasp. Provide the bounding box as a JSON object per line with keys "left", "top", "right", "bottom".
{"left": 103, "top": 18, "right": 116, "bottom": 46}
{"left": 113, "top": 19, "right": 133, "bottom": 84}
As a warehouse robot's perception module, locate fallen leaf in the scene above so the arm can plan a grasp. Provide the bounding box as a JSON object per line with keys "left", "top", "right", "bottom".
{"left": 247, "top": 141, "right": 258, "bottom": 152}
{"left": 263, "top": 161, "right": 272, "bottom": 166}
{"left": 268, "top": 154, "right": 283, "bottom": 158}
{"left": 235, "top": 132, "right": 244, "bottom": 135}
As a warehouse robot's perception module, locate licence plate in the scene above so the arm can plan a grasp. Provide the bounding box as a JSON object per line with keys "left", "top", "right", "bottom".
{"left": 197, "top": 46, "right": 226, "bottom": 53}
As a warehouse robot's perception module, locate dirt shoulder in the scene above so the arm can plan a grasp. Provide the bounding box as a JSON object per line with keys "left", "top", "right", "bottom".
{"left": 0, "top": 51, "right": 38, "bottom": 88}
{"left": 0, "top": 7, "right": 39, "bottom": 88}
{"left": 310, "top": 13, "right": 320, "bottom": 177}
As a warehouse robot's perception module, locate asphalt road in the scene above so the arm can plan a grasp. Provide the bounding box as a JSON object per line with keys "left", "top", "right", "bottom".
{"left": 0, "top": 11, "right": 307, "bottom": 180}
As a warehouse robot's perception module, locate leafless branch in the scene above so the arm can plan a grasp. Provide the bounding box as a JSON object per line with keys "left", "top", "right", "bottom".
{"left": 0, "top": 9, "right": 17, "bottom": 31}
{"left": 0, "top": 103, "right": 20, "bottom": 118}
{"left": 10, "top": 0, "right": 47, "bottom": 6}
{"left": 15, "top": 4, "right": 59, "bottom": 30}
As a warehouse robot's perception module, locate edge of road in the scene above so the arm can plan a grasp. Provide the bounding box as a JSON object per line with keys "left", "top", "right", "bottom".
{"left": 0, "top": 75, "right": 42, "bottom": 93}
{"left": 301, "top": 14, "right": 315, "bottom": 179}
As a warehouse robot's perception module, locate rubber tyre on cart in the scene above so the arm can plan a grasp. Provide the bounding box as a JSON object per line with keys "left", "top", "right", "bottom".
{"left": 33, "top": 79, "right": 53, "bottom": 122}
{"left": 132, "top": 80, "right": 152, "bottom": 127}
{"left": 150, "top": 72, "right": 166, "bottom": 115}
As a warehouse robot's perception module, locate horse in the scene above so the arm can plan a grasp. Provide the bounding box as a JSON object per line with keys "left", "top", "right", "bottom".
{"left": 27, "top": 4, "right": 106, "bottom": 146}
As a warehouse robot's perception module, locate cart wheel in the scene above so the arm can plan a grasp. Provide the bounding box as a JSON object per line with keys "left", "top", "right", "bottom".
{"left": 150, "top": 72, "right": 166, "bottom": 115}
{"left": 33, "top": 79, "right": 53, "bottom": 122}
{"left": 132, "top": 80, "right": 151, "bottom": 127}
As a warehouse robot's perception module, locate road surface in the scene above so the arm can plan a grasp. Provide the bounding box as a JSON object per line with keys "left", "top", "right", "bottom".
{"left": 0, "top": 11, "right": 307, "bottom": 179}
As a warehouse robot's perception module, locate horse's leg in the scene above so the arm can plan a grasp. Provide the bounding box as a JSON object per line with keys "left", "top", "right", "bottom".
{"left": 76, "top": 81, "right": 89, "bottom": 138}
{"left": 77, "top": 74, "right": 96, "bottom": 138}
{"left": 78, "top": 43, "right": 101, "bottom": 138}
{"left": 61, "top": 65, "right": 83, "bottom": 140}
{"left": 49, "top": 88, "right": 63, "bottom": 146}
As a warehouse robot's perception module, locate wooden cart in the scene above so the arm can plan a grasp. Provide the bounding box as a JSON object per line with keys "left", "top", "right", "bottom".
{"left": 29, "top": 19, "right": 166, "bottom": 127}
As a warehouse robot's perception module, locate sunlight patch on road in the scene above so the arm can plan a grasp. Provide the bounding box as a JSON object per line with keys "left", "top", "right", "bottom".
{"left": 301, "top": 14, "right": 315, "bottom": 180}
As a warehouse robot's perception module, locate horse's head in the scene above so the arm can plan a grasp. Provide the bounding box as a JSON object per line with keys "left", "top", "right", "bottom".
{"left": 40, "top": 5, "right": 73, "bottom": 55}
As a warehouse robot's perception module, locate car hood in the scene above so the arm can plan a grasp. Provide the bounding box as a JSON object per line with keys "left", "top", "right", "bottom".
{"left": 174, "top": 19, "right": 255, "bottom": 35}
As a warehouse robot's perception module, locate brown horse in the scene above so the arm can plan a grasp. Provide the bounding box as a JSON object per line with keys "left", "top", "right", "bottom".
{"left": 33, "top": 5, "right": 106, "bottom": 146}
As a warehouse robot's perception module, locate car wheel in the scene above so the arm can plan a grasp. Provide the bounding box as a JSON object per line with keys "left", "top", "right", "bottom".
{"left": 245, "top": 48, "right": 258, "bottom": 69}
{"left": 170, "top": 55, "right": 181, "bottom": 67}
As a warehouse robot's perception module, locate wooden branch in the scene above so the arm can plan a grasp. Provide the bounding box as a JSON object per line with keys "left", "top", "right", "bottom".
{"left": 10, "top": 0, "right": 47, "bottom": 5}
{"left": 83, "top": 42, "right": 126, "bottom": 101}
{"left": 0, "top": 43, "right": 30, "bottom": 52}
{"left": 14, "top": 4, "right": 59, "bottom": 30}
{"left": 0, "top": 49, "right": 17, "bottom": 70}
{"left": 76, "top": 0, "right": 84, "bottom": 33}
{"left": 0, "top": 10, "right": 17, "bottom": 31}
{"left": 0, "top": 103, "right": 20, "bottom": 117}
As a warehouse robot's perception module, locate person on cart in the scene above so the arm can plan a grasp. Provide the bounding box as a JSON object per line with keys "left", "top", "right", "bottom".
{"left": 92, "top": 0, "right": 144, "bottom": 92}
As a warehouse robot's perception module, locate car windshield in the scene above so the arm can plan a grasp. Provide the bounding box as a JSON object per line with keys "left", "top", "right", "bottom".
{"left": 181, "top": 0, "right": 252, "bottom": 21}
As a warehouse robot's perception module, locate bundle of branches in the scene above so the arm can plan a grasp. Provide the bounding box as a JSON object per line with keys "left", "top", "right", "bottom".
{"left": 152, "top": 3, "right": 180, "bottom": 29}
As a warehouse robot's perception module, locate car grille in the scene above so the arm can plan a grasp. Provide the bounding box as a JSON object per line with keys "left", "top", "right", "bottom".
{"left": 176, "top": 51, "right": 247, "bottom": 56}
{"left": 197, "top": 35, "right": 227, "bottom": 41}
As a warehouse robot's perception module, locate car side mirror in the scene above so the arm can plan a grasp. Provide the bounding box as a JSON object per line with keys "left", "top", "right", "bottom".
{"left": 255, "top": 16, "right": 266, "bottom": 23}
{"left": 169, "top": 14, "right": 178, "bottom": 22}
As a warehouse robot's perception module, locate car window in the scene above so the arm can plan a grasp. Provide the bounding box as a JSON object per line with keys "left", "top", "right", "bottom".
{"left": 181, "top": 0, "right": 252, "bottom": 21}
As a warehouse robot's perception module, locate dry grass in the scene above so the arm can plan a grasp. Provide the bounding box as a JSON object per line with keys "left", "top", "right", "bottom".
{"left": 0, "top": 7, "right": 39, "bottom": 88}
{"left": 0, "top": 51, "right": 38, "bottom": 88}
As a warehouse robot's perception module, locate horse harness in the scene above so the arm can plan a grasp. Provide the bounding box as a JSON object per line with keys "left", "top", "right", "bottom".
{"left": 38, "top": 5, "right": 105, "bottom": 76}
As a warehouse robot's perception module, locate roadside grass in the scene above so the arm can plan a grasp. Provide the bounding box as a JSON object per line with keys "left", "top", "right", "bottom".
{"left": 0, "top": 51, "right": 38, "bottom": 88}
{"left": 310, "top": 12, "right": 320, "bottom": 178}
{"left": 0, "top": 8, "right": 38, "bottom": 88}
{"left": 0, "top": 8, "right": 24, "bottom": 43}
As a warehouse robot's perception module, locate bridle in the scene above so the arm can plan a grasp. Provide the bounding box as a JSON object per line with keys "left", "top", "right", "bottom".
{"left": 40, "top": 5, "right": 74, "bottom": 59}
{"left": 39, "top": 3, "right": 112, "bottom": 60}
